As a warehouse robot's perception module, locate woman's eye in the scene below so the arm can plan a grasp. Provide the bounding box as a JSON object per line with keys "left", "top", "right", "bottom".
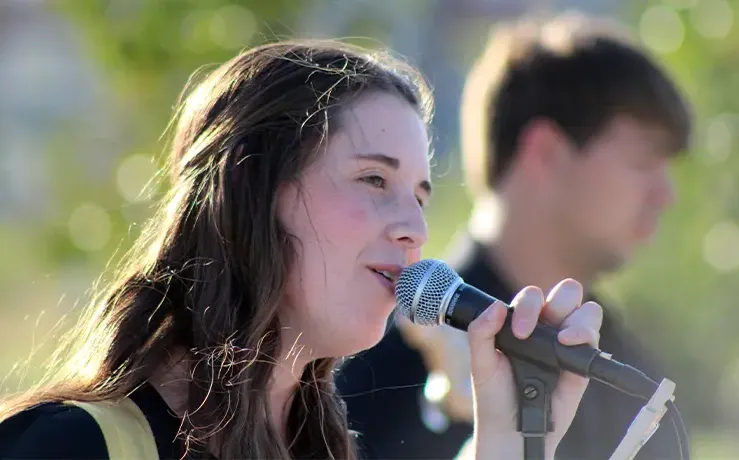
{"left": 361, "top": 175, "right": 387, "bottom": 189}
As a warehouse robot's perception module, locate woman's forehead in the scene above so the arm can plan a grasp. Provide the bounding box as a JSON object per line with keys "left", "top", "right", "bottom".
{"left": 326, "top": 93, "right": 430, "bottom": 171}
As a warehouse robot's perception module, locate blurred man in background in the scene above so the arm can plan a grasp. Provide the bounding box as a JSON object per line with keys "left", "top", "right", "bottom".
{"left": 337, "top": 12, "right": 692, "bottom": 460}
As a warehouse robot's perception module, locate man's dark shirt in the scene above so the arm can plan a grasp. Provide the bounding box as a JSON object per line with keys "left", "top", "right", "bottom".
{"left": 337, "top": 232, "right": 683, "bottom": 459}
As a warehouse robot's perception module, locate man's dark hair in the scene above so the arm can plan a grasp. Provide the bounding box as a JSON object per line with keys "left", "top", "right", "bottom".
{"left": 460, "top": 12, "right": 693, "bottom": 195}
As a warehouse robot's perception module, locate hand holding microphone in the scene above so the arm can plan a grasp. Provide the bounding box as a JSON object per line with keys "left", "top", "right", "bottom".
{"left": 396, "top": 259, "right": 687, "bottom": 460}
{"left": 395, "top": 260, "right": 604, "bottom": 459}
{"left": 467, "top": 280, "right": 601, "bottom": 459}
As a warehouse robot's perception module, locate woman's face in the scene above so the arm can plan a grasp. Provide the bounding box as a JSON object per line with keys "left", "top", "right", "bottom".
{"left": 278, "top": 91, "right": 431, "bottom": 358}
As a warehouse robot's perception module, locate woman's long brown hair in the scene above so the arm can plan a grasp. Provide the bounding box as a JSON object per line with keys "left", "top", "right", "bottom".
{"left": 0, "top": 40, "right": 432, "bottom": 459}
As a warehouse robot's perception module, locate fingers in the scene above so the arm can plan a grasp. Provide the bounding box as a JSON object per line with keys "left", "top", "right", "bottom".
{"left": 509, "top": 286, "right": 544, "bottom": 339}
{"left": 467, "top": 282, "right": 602, "bottom": 388}
{"left": 542, "top": 279, "right": 584, "bottom": 328}
{"left": 557, "top": 301, "right": 604, "bottom": 347}
{"left": 467, "top": 300, "right": 507, "bottom": 350}
{"left": 467, "top": 301, "right": 508, "bottom": 382}
{"left": 557, "top": 325, "right": 600, "bottom": 347}
{"left": 549, "top": 298, "right": 602, "bottom": 434}
{"left": 505, "top": 281, "right": 600, "bottom": 347}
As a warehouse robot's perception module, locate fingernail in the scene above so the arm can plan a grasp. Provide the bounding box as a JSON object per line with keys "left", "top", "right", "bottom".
{"left": 482, "top": 301, "right": 502, "bottom": 325}
{"left": 513, "top": 317, "right": 532, "bottom": 337}
{"left": 558, "top": 328, "right": 578, "bottom": 343}
{"left": 480, "top": 304, "right": 493, "bottom": 322}
{"left": 485, "top": 302, "right": 501, "bottom": 321}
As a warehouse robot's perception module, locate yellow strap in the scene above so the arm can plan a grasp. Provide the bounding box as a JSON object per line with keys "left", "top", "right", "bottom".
{"left": 67, "top": 398, "right": 160, "bottom": 460}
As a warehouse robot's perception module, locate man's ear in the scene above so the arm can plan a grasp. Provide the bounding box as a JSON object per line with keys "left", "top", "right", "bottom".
{"left": 515, "top": 118, "right": 573, "bottom": 182}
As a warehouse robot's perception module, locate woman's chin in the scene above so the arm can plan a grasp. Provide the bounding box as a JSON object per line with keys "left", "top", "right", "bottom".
{"left": 335, "top": 319, "right": 392, "bottom": 357}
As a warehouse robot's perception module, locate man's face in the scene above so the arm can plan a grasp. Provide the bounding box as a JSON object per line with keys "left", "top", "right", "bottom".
{"left": 555, "top": 115, "right": 678, "bottom": 271}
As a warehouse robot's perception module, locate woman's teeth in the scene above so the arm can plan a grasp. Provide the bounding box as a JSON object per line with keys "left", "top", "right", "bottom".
{"left": 374, "top": 269, "right": 395, "bottom": 282}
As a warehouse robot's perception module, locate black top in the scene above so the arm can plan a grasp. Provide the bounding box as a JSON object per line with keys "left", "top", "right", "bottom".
{"left": 0, "top": 383, "right": 187, "bottom": 460}
{"left": 336, "top": 232, "right": 684, "bottom": 460}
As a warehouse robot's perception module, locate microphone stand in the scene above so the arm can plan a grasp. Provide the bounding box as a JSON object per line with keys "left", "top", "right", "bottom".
{"left": 509, "top": 360, "right": 676, "bottom": 460}
{"left": 510, "top": 357, "right": 557, "bottom": 460}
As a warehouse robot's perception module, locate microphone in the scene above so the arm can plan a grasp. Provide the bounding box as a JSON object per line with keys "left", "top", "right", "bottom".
{"left": 394, "top": 259, "right": 659, "bottom": 400}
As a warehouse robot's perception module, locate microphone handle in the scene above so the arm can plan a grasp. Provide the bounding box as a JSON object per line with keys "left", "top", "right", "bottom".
{"left": 443, "top": 283, "right": 658, "bottom": 399}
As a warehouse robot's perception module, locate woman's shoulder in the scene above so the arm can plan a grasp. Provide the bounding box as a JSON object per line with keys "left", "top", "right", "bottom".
{"left": 0, "top": 401, "right": 108, "bottom": 459}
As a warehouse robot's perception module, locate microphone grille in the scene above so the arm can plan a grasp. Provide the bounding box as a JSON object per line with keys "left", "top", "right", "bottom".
{"left": 395, "top": 259, "right": 461, "bottom": 326}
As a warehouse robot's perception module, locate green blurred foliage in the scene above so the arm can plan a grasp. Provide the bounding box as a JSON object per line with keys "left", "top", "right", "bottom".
{"left": 603, "top": 0, "right": 739, "bottom": 430}
{"left": 54, "top": 0, "right": 304, "bottom": 139}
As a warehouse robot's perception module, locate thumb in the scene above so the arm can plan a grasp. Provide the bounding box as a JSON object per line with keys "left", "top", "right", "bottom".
{"left": 467, "top": 300, "right": 508, "bottom": 386}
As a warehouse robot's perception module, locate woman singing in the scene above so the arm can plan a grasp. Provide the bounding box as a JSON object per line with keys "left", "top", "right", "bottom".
{"left": 0, "top": 40, "right": 601, "bottom": 459}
